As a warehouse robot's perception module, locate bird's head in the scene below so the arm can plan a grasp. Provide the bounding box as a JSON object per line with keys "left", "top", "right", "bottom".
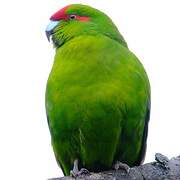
{"left": 46, "top": 4, "right": 127, "bottom": 48}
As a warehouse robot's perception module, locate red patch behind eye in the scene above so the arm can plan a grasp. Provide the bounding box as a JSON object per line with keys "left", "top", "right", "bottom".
{"left": 76, "top": 16, "right": 90, "bottom": 22}
{"left": 50, "top": 4, "right": 72, "bottom": 21}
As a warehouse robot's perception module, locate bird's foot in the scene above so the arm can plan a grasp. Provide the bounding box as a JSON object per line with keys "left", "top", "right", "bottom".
{"left": 113, "top": 161, "right": 130, "bottom": 173}
{"left": 70, "top": 159, "right": 89, "bottom": 177}
{"left": 70, "top": 167, "right": 89, "bottom": 177}
{"left": 155, "top": 153, "right": 170, "bottom": 170}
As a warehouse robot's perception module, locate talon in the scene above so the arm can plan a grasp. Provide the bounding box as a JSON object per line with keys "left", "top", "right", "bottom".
{"left": 113, "top": 161, "right": 130, "bottom": 173}
{"left": 70, "top": 170, "right": 76, "bottom": 177}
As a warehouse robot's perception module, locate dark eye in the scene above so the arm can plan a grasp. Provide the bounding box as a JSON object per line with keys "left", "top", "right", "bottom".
{"left": 69, "top": 15, "right": 77, "bottom": 20}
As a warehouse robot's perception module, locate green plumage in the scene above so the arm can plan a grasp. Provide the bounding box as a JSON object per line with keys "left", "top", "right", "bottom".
{"left": 46, "top": 4, "right": 150, "bottom": 176}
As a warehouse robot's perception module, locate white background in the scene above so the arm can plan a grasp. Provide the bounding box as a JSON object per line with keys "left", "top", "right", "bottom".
{"left": 0, "top": 0, "right": 180, "bottom": 179}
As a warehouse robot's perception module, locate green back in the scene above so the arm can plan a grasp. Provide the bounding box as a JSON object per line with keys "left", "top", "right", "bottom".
{"left": 46, "top": 34, "right": 150, "bottom": 174}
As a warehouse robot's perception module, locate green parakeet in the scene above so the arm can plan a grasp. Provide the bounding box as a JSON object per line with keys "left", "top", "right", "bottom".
{"left": 45, "top": 4, "right": 150, "bottom": 176}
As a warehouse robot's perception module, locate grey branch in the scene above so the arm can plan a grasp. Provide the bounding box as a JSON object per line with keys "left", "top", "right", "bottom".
{"left": 49, "top": 153, "right": 180, "bottom": 180}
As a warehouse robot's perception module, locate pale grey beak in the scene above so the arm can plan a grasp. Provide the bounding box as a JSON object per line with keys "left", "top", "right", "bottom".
{"left": 45, "top": 20, "right": 59, "bottom": 41}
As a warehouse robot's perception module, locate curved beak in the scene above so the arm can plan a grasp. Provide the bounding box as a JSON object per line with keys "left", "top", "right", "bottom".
{"left": 45, "top": 20, "right": 59, "bottom": 41}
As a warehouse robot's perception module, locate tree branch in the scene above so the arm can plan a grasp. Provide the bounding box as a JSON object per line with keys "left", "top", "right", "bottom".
{"left": 49, "top": 153, "right": 180, "bottom": 180}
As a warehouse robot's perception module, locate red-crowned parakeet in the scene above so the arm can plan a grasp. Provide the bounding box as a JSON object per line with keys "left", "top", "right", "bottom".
{"left": 45, "top": 4, "right": 150, "bottom": 176}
